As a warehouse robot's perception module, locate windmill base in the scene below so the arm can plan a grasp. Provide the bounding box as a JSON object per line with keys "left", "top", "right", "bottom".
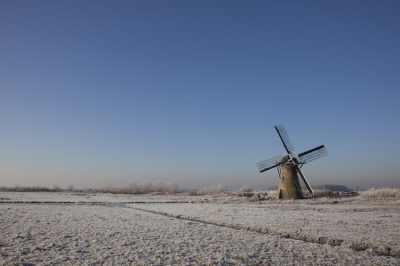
{"left": 276, "top": 164, "right": 304, "bottom": 200}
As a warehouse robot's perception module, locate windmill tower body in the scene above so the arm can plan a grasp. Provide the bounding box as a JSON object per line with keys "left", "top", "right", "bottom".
{"left": 276, "top": 164, "right": 304, "bottom": 199}
{"left": 256, "top": 124, "right": 328, "bottom": 199}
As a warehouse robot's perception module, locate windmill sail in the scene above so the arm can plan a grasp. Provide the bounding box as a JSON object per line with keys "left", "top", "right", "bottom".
{"left": 296, "top": 166, "right": 313, "bottom": 194}
{"left": 275, "top": 124, "right": 295, "bottom": 154}
{"left": 298, "top": 145, "right": 327, "bottom": 164}
{"left": 256, "top": 154, "right": 288, "bottom": 173}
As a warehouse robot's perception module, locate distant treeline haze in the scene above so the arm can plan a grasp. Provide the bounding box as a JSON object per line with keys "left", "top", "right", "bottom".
{"left": 1, "top": 183, "right": 399, "bottom": 199}
{"left": 0, "top": 182, "right": 240, "bottom": 196}
{"left": 0, "top": 182, "right": 228, "bottom": 195}
{"left": 0, "top": 182, "right": 178, "bottom": 194}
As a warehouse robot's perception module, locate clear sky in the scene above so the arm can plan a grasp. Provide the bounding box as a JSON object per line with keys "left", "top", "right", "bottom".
{"left": 1, "top": 1, "right": 399, "bottom": 190}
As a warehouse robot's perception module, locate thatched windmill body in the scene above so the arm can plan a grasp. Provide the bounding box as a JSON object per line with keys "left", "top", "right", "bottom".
{"left": 256, "top": 125, "right": 327, "bottom": 199}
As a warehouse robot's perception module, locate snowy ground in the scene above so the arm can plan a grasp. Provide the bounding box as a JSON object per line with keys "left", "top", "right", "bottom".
{"left": 130, "top": 200, "right": 400, "bottom": 254}
{"left": 1, "top": 192, "right": 400, "bottom": 265}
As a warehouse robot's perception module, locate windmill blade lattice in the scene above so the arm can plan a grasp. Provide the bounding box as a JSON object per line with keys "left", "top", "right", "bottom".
{"left": 296, "top": 166, "right": 314, "bottom": 194}
{"left": 298, "top": 145, "right": 327, "bottom": 164}
{"left": 297, "top": 175, "right": 312, "bottom": 197}
{"left": 256, "top": 154, "right": 288, "bottom": 173}
{"left": 275, "top": 124, "right": 295, "bottom": 154}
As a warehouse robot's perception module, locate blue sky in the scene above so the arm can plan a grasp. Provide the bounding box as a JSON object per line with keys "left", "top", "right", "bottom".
{"left": 1, "top": 1, "right": 399, "bottom": 190}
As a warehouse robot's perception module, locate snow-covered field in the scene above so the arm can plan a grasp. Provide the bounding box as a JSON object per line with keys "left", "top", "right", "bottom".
{"left": 1, "top": 192, "right": 400, "bottom": 265}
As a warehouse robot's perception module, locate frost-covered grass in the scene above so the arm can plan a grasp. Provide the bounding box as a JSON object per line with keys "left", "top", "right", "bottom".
{"left": 360, "top": 188, "right": 400, "bottom": 200}
{"left": 2, "top": 197, "right": 400, "bottom": 265}
{"left": 131, "top": 200, "right": 400, "bottom": 255}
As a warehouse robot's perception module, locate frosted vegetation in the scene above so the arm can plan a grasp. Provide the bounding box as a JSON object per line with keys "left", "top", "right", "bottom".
{"left": 0, "top": 181, "right": 179, "bottom": 195}
{"left": 100, "top": 181, "right": 178, "bottom": 194}
{"left": 188, "top": 186, "right": 198, "bottom": 196}
{"left": 200, "top": 183, "right": 228, "bottom": 195}
{"left": 360, "top": 188, "right": 400, "bottom": 200}
{"left": 1, "top": 183, "right": 400, "bottom": 200}
{"left": 240, "top": 185, "right": 254, "bottom": 192}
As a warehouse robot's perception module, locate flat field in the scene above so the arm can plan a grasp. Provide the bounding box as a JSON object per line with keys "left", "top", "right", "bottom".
{"left": 1, "top": 192, "right": 399, "bottom": 265}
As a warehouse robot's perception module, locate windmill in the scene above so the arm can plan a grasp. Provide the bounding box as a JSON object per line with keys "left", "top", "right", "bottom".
{"left": 256, "top": 124, "right": 327, "bottom": 199}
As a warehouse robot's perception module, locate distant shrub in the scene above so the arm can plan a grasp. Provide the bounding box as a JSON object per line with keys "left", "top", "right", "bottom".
{"left": 102, "top": 183, "right": 116, "bottom": 193}
{"left": 216, "top": 183, "right": 227, "bottom": 193}
{"left": 165, "top": 182, "right": 178, "bottom": 194}
{"left": 125, "top": 181, "right": 138, "bottom": 194}
{"left": 152, "top": 181, "right": 165, "bottom": 192}
{"left": 200, "top": 183, "right": 227, "bottom": 195}
{"left": 240, "top": 185, "right": 254, "bottom": 193}
{"left": 188, "top": 186, "right": 198, "bottom": 196}
{"left": 140, "top": 181, "right": 152, "bottom": 194}
{"left": 98, "top": 181, "right": 178, "bottom": 195}
{"left": 202, "top": 185, "right": 218, "bottom": 195}
{"left": 4, "top": 185, "right": 51, "bottom": 192}
{"left": 360, "top": 188, "right": 400, "bottom": 200}
{"left": 200, "top": 186, "right": 213, "bottom": 195}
